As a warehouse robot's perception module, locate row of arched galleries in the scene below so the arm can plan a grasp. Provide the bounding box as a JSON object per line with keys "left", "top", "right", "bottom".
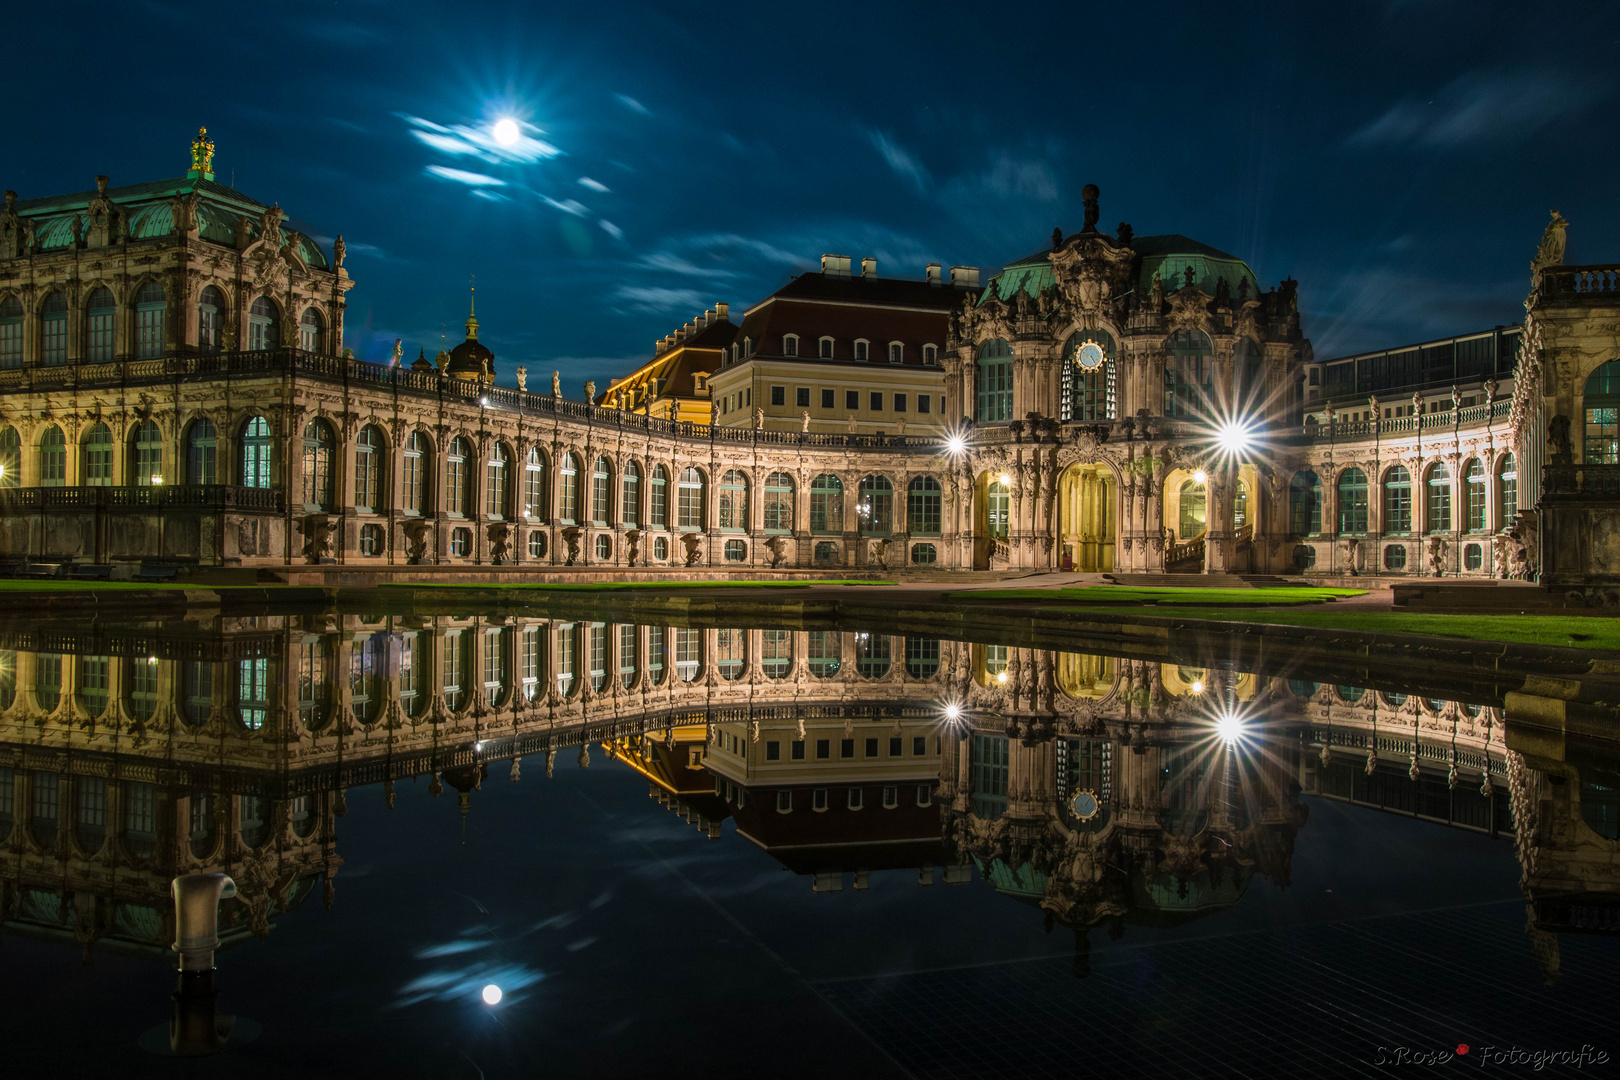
{"left": 1286, "top": 452, "right": 1518, "bottom": 537}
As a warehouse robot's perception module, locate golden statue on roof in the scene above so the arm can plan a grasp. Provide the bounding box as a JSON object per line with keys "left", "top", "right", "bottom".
{"left": 189, "top": 127, "right": 215, "bottom": 177}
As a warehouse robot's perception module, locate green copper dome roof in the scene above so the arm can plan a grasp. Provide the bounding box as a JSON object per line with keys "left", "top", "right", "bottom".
{"left": 986, "top": 233, "right": 1258, "bottom": 303}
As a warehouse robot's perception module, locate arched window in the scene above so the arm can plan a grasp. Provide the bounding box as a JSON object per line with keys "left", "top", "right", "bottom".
{"left": 1383, "top": 466, "right": 1412, "bottom": 534}
{"left": 247, "top": 296, "right": 280, "bottom": 351}
{"left": 764, "top": 471, "right": 793, "bottom": 533}
{"left": 618, "top": 624, "right": 639, "bottom": 688}
{"left": 762, "top": 629, "right": 791, "bottom": 678}
{"left": 134, "top": 280, "right": 166, "bottom": 359}
{"left": 76, "top": 656, "right": 110, "bottom": 721}
{"left": 678, "top": 467, "right": 705, "bottom": 530}
{"left": 1498, "top": 454, "right": 1517, "bottom": 526}
{"left": 299, "top": 307, "right": 324, "bottom": 353}
{"left": 351, "top": 635, "right": 386, "bottom": 724}
{"left": 1464, "top": 459, "right": 1487, "bottom": 532}
{"left": 354, "top": 425, "right": 384, "bottom": 512}
{"left": 1337, "top": 468, "right": 1368, "bottom": 535}
{"left": 181, "top": 661, "right": 213, "bottom": 727}
{"left": 556, "top": 624, "right": 577, "bottom": 696}
{"left": 1288, "top": 471, "right": 1321, "bottom": 536}
{"left": 1163, "top": 329, "right": 1213, "bottom": 417}
{"left": 124, "top": 656, "right": 158, "bottom": 723}
{"left": 1061, "top": 330, "right": 1116, "bottom": 422}
{"left": 857, "top": 475, "right": 893, "bottom": 536}
{"left": 855, "top": 632, "right": 891, "bottom": 678}
{"left": 86, "top": 287, "right": 116, "bottom": 362}
{"left": 1179, "top": 477, "right": 1207, "bottom": 538}
{"left": 1233, "top": 478, "right": 1249, "bottom": 528}
{"left": 590, "top": 455, "right": 612, "bottom": 526}
{"left": 716, "top": 629, "right": 746, "bottom": 680}
{"left": 0, "top": 426, "right": 19, "bottom": 488}
{"left": 649, "top": 465, "right": 668, "bottom": 528}
{"left": 442, "top": 630, "right": 469, "bottom": 712}
{"left": 975, "top": 339, "right": 1013, "bottom": 422}
{"left": 1583, "top": 359, "right": 1620, "bottom": 463}
{"left": 523, "top": 446, "right": 546, "bottom": 520}
{"left": 301, "top": 418, "right": 335, "bottom": 509}
{"left": 39, "top": 425, "right": 67, "bottom": 486}
{"left": 81, "top": 422, "right": 114, "bottom": 487}
{"left": 403, "top": 431, "right": 430, "bottom": 513}
{"left": 484, "top": 627, "right": 511, "bottom": 706}
{"left": 445, "top": 437, "right": 472, "bottom": 516}
{"left": 486, "top": 442, "right": 511, "bottom": 518}
{"left": 197, "top": 285, "right": 225, "bottom": 354}
{"left": 1426, "top": 462, "right": 1452, "bottom": 533}
{"left": 621, "top": 461, "right": 641, "bottom": 527}
{"left": 241, "top": 416, "right": 272, "bottom": 488}
{"left": 558, "top": 452, "right": 579, "bottom": 523}
{"left": 1234, "top": 337, "right": 1264, "bottom": 405}
{"left": 986, "top": 477, "right": 1009, "bottom": 539}
{"left": 674, "top": 627, "right": 701, "bottom": 682}
{"left": 908, "top": 475, "right": 941, "bottom": 536}
{"left": 719, "top": 469, "right": 748, "bottom": 530}
{"left": 297, "top": 638, "right": 331, "bottom": 730}
{"left": 39, "top": 291, "right": 67, "bottom": 365}
{"left": 130, "top": 419, "right": 163, "bottom": 485}
{"left": 186, "top": 419, "right": 217, "bottom": 485}
{"left": 399, "top": 632, "right": 427, "bottom": 717}
{"left": 810, "top": 474, "right": 844, "bottom": 534}
{"left": 0, "top": 295, "right": 21, "bottom": 368}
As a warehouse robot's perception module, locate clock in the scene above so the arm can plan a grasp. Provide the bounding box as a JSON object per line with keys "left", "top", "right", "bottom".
{"left": 1075, "top": 340, "right": 1106, "bottom": 372}
{"left": 1067, "top": 788, "right": 1101, "bottom": 822}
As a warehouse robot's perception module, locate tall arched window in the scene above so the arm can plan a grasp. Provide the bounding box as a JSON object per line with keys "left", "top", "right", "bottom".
{"left": 764, "top": 471, "right": 793, "bottom": 533}
{"left": 186, "top": 419, "right": 217, "bottom": 485}
{"left": 197, "top": 285, "right": 225, "bottom": 354}
{"left": 858, "top": 475, "right": 893, "bottom": 536}
{"left": 299, "top": 307, "right": 324, "bottom": 353}
{"left": 1337, "top": 468, "right": 1368, "bottom": 534}
{"left": 39, "top": 425, "right": 67, "bottom": 486}
{"left": 301, "top": 419, "right": 335, "bottom": 508}
{"left": 86, "top": 287, "right": 116, "bottom": 362}
{"left": 590, "top": 455, "right": 612, "bottom": 526}
{"left": 719, "top": 470, "right": 748, "bottom": 530}
{"left": 38, "top": 291, "right": 68, "bottom": 365}
{"left": 556, "top": 624, "right": 577, "bottom": 696}
{"left": 1235, "top": 336, "right": 1265, "bottom": 406}
{"left": 354, "top": 425, "right": 384, "bottom": 512}
{"left": 0, "top": 426, "right": 19, "bottom": 487}
{"left": 908, "top": 475, "right": 941, "bottom": 536}
{"left": 985, "top": 478, "right": 1009, "bottom": 539}
{"left": 1164, "top": 329, "right": 1213, "bottom": 418}
{"left": 403, "top": 431, "right": 430, "bottom": 513}
{"left": 130, "top": 419, "right": 163, "bottom": 485}
{"left": 1233, "top": 478, "right": 1249, "bottom": 528}
{"left": 483, "top": 627, "right": 510, "bottom": 706}
{"left": 678, "top": 467, "right": 705, "bottom": 530}
{"left": 975, "top": 339, "right": 1014, "bottom": 422}
{"left": 810, "top": 474, "right": 843, "bottom": 534}
{"left": 1179, "top": 477, "right": 1207, "bottom": 538}
{"left": 445, "top": 437, "right": 472, "bottom": 516}
{"left": 0, "top": 296, "right": 21, "bottom": 368}
{"left": 1498, "top": 454, "right": 1517, "bottom": 526}
{"left": 1383, "top": 466, "right": 1412, "bottom": 534}
{"left": 442, "top": 630, "right": 469, "bottom": 712}
{"left": 1288, "top": 471, "right": 1321, "bottom": 535}
{"left": 487, "top": 442, "right": 510, "bottom": 518}
{"left": 82, "top": 422, "right": 114, "bottom": 486}
{"left": 1583, "top": 359, "right": 1620, "bottom": 463}
{"left": 649, "top": 465, "right": 668, "bottom": 528}
{"left": 134, "top": 281, "right": 166, "bottom": 359}
{"left": 351, "top": 634, "right": 385, "bottom": 724}
{"left": 248, "top": 296, "right": 280, "bottom": 351}
{"left": 241, "top": 416, "right": 272, "bottom": 488}
{"left": 621, "top": 461, "right": 641, "bottom": 527}
{"left": 523, "top": 446, "right": 546, "bottom": 520}
{"left": 1061, "top": 330, "right": 1117, "bottom": 421}
{"left": 1426, "top": 462, "right": 1452, "bottom": 533}
{"left": 1464, "top": 459, "right": 1487, "bottom": 532}
{"left": 558, "top": 452, "right": 579, "bottom": 523}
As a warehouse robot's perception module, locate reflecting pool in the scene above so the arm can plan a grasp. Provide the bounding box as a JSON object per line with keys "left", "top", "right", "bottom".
{"left": 3, "top": 610, "right": 1617, "bottom": 1078}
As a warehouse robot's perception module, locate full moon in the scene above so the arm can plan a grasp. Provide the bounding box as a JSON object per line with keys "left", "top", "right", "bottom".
{"left": 492, "top": 118, "right": 520, "bottom": 147}
{"left": 481, "top": 984, "right": 503, "bottom": 1005}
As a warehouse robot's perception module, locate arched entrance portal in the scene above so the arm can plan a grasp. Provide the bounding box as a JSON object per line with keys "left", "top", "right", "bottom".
{"left": 972, "top": 471, "right": 1012, "bottom": 570}
{"left": 1057, "top": 464, "right": 1116, "bottom": 572}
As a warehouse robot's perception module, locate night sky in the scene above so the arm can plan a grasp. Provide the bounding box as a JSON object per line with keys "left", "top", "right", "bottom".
{"left": 9, "top": 1, "right": 1617, "bottom": 389}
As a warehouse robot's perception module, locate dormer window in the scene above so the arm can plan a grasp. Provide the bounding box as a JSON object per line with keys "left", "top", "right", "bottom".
{"left": 783, "top": 334, "right": 799, "bottom": 357}
{"left": 922, "top": 344, "right": 938, "bottom": 366}
{"left": 888, "top": 342, "right": 903, "bottom": 364}
{"left": 819, "top": 337, "right": 834, "bottom": 359}
{"left": 854, "top": 339, "right": 869, "bottom": 361}
{"left": 744, "top": 336, "right": 752, "bottom": 356}
{"left": 695, "top": 375, "right": 708, "bottom": 391}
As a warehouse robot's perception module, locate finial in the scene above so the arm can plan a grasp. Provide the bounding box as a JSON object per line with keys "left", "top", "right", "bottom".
{"left": 465, "top": 275, "right": 479, "bottom": 340}
{"left": 188, "top": 126, "right": 215, "bottom": 180}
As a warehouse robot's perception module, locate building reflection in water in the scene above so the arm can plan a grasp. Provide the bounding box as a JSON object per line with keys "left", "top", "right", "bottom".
{"left": 0, "top": 616, "right": 1614, "bottom": 986}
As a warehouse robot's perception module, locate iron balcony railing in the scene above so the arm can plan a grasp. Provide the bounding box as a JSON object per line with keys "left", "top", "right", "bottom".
{"left": 0, "top": 484, "right": 285, "bottom": 512}
{"left": 1542, "top": 464, "right": 1620, "bottom": 497}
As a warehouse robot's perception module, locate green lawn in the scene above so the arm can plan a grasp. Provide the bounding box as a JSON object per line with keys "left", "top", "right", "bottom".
{"left": 0, "top": 579, "right": 193, "bottom": 591}
{"left": 381, "top": 579, "right": 896, "bottom": 591}
{"left": 950, "top": 586, "right": 1366, "bottom": 607}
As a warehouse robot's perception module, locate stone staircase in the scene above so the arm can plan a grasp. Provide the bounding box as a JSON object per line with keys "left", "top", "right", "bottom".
{"left": 1105, "top": 572, "right": 1253, "bottom": 588}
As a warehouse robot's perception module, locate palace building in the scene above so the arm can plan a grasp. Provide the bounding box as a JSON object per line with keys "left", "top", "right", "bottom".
{"left": 0, "top": 139, "right": 1616, "bottom": 586}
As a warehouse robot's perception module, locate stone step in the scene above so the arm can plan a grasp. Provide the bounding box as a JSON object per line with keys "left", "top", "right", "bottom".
{"left": 1105, "top": 573, "right": 1254, "bottom": 588}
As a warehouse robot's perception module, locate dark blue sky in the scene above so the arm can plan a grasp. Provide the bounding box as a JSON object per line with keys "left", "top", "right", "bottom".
{"left": 9, "top": 1, "right": 1617, "bottom": 388}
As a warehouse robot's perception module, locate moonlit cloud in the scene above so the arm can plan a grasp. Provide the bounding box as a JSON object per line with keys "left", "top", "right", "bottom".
{"left": 1347, "top": 69, "right": 1603, "bottom": 148}
{"left": 402, "top": 113, "right": 562, "bottom": 163}
{"left": 612, "top": 285, "right": 710, "bottom": 313}
{"left": 425, "top": 165, "right": 506, "bottom": 186}
{"left": 867, "top": 129, "right": 931, "bottom": 191}
{"left": 636, "top": 251, "right": 736, "bottom": 278}
{"left": 541, "top": 196, "right": 589, "bottom": 217}
{"left": 599, "top": 220, "right": 623, "bottom": 239}
{"left": 614, "top": 93, "right": 651, "bottom": 115}
{"left": 578, "top": 177, "right": 610, "bottom": 192}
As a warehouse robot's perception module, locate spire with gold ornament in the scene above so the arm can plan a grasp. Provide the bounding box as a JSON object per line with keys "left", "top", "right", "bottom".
{"left": 446, "top": 279, "right": 494, "bottom": 384}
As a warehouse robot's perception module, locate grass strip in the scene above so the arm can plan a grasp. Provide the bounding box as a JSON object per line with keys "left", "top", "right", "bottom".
{"left": 950, "top": 586, "right": 1366, "bottom": 607}
{"left": 379, "top": 579, "right": 896, "bottom": 591}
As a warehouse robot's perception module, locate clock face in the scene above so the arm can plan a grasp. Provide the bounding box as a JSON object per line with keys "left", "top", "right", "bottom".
{"left": 1068, "top": 788, "right": 1101, "bottom": 822}
{"left": 1075, "top": 341, "right": 1106, "bottom": 372}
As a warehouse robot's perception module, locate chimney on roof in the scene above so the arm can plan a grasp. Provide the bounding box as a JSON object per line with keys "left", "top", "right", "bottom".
{"left": 695, "top": 312, "right": 708, "bottom": 329}
{"left": 925, "top": 263, "right": 942, "bottom": 285}
{"left": 861, "top": 257, "right": 877, "bottom": 279}
{"left": 716, "top": 302, "right": 729, "bottom": 320}
{"left": 674, "top": 328, "right": 686, "bottom": 342}
{"left": 820, "top": 254, "right": 852, "bottom": 278}
{"left": 703, "top": 307, "right": 715, "bottom": 325}
{"left": 684, "top": 321, "right": 696, "bottom": 336}
{"left": 950, "top": 266, "right": 980, "bottom": 288}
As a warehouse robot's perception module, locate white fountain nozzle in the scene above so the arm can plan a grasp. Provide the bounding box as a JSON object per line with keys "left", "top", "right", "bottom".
{"left": 172, "top": 873, "right": 237, "bottom": 972}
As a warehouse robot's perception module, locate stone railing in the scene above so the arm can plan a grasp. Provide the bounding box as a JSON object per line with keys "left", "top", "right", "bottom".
{"left": 1540, "top": 263, "right": 1620, "bottom": 300}
{"left": 0, "top": 484, "right": 284, "bottom": 513}
{"left": 1542, "top": 464, "right": 1620, "bottom": 497}
{"left": 1302, "top": 398, "right": 1510, "bottom": 443}
{"left": 1168, "top": 535, "right": 1205, "bottom": 568}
